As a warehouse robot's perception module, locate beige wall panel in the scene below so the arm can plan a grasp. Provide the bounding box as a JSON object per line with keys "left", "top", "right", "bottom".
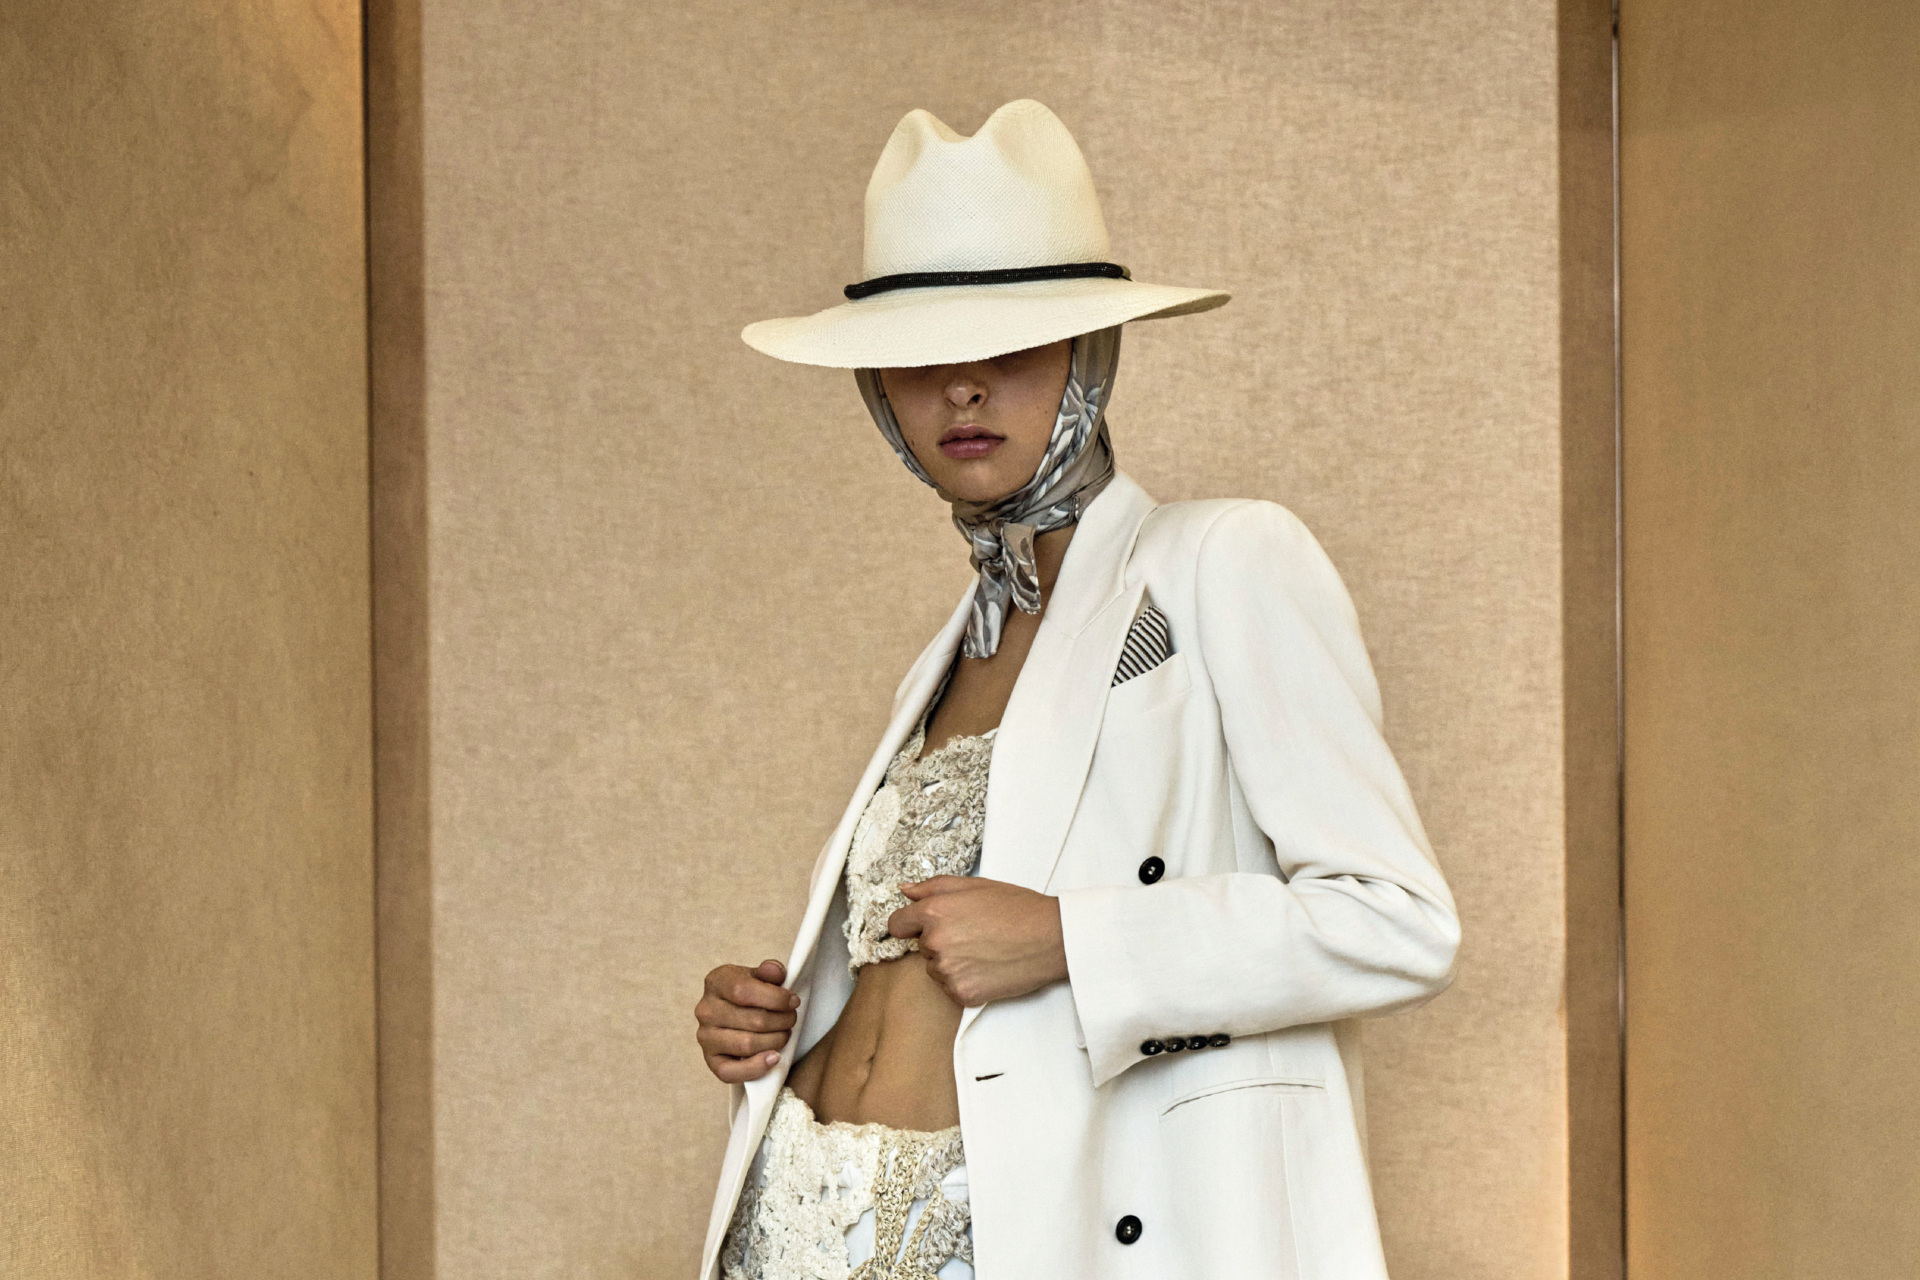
{"left": 1621, "top": 2, "right": 1920, "bottom": 1276}
{"left": 0, "top": 2, "right": 377, "bottom": 1276}
{"left": 409, "top": 1, "right": 1607, "bottom": 1274}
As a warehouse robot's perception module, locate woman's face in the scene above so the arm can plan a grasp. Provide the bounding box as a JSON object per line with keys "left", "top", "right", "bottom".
{"left": 879, "top": 339, "right": 1073, "bottom": 504}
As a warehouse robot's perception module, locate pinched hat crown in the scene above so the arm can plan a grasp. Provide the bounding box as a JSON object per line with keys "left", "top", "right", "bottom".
{"left": 862, "top": 100, "right": 1111, "bottom": 279}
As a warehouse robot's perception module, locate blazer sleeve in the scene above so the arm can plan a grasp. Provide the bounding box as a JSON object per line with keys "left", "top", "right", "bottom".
{"left": 1056, "top": 500, "right": 1461, "bottom": 1087}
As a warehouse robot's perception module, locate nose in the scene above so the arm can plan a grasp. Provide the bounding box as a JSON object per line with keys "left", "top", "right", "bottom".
{"left": 943, "top": 366, "right": 988, "bottom": 409}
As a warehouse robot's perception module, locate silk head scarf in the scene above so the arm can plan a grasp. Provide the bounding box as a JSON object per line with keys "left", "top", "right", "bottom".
{"left": 855, "top": 326, "right": 1121, "bottom": 659}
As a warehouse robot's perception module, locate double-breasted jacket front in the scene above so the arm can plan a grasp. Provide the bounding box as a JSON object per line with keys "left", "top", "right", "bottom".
{"left": 699, "top": 471, "right": 1460, "bottom": 1280}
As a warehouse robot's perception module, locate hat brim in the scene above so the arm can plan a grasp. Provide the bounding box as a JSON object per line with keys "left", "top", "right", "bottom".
{"left": 741, "top": 276, "right": 1229, "bottom": 368}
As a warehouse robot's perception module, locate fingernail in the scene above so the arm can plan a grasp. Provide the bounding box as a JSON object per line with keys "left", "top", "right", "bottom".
{"left": 767, "top": 1052, "right": 781, "bottom": 1065}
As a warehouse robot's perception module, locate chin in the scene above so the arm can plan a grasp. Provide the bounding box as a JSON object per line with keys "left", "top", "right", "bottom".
{"left": 940, "top": 473, "right": 1026, "bottom": 505}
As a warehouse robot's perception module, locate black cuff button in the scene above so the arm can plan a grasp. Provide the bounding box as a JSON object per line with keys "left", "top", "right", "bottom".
{"left": 1140, "top": 1039, "right": 1164, "bottom": 1056}
{"left": 1137, "top": 856, "right": 1165, "bottom": 884}
{"left": 1208, "top": 1033, "right": 1232, "bottom": 1048}
{"left": 1115, "top": 1214, "right": 1143, "bottom": 1245}
{"left": 1186, "top": 1035, "right": 1208, "bottom": 1052}
{"left": 1162, "top": 1036, "right": 1185, "bottom": 1053}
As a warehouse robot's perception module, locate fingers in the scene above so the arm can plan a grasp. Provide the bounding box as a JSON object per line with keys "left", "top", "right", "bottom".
{"left": 698, "top": 1024, "right": 790, "bottom": 1060}
{"left": 892, "top": 875, "right": 994, "bottom": 936}
{"left": 695, "top": 992, "right": 796, "bottom": 1034}
{"left": 899, "top": 875, "right": 988, "bottom": 901}
{"left": 886, "top": 900, "right": 927, "bottom": 940}
{"left": 913, "top": 950, "right": 975, "bottom": 1009}
{"left": 707, "top": 1048, "right": 783, "bottom": 1084}
{"left": 705, "top": 963, "right": 800, "bottom": 1013}
{"left": 698, "top": 962, "right": 799, "bottom": 1085}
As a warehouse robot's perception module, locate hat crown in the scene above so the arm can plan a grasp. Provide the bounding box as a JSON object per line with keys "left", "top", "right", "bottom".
{"left": 862, "top": 100, "right": 1112, "bottom": 281}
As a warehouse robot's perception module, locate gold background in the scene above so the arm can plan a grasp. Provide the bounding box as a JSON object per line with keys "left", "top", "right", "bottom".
{"left": 1, "top": 0, "right": 376, "bottom": 1274}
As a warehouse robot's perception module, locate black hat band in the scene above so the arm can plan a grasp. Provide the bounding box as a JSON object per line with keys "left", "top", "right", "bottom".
{"left": 844, "top": 261, "right": 1131, "bottom": 301}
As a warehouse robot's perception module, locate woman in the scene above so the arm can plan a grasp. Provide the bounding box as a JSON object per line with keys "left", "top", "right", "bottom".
{"left": 695, "top": 100, "right": 1459, "bottom": 1280}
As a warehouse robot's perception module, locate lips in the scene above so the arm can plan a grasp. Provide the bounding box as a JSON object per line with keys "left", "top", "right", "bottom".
{"left": 938, "top": 424, "right": 1004, "bottom": 460}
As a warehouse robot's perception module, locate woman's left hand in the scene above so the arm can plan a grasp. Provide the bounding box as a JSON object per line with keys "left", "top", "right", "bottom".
{"left": 888, "top": 876, "right": 1070, "bottom": 1008}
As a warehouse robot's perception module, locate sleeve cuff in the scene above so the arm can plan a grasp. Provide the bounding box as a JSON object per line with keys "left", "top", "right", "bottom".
{"left": 1059, "top": 884, "right": 1155, "bottom": 1088}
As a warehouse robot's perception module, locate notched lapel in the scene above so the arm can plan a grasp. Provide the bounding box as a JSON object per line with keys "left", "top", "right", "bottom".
{"left": 980, "top": 581, "right": 1147, "bottom": 896}
{"left": 958, "top": 475, "right": 1155, "bottom": 1041}
{"left": 976, "top": 473, "right": 1157, "bottom": 897}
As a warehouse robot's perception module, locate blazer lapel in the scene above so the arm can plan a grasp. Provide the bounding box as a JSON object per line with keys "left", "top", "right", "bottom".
{"left": 977, "top": 581, "right": 1144, "bottom": 893}
{"left": 977, "top": 475, "right": 1156, "bottom": 872}
{"left": 957, "top": 474, "right": 1155, "bottom": 1042}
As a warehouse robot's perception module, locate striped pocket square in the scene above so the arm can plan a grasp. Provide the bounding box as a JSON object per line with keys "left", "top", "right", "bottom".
{"left": 1112, "top": 603, "right": 1174, "bottom": 687}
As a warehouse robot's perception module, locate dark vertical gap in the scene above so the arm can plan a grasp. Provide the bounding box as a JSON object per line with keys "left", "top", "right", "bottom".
{"left": 364, "top": 0, "right": 432, "bottom": 1275}
{"left": 1562, "top": 1, "right": 1626, "bottom": 1274}
{"left": 360, "top": 8, "right": 378, "bottom": 1276}
{"left": 360, "top": 11, "right": 382, "bottom": 1275}
{"left": 1611, "top": 3, "right": 1627, "bottom": 1277}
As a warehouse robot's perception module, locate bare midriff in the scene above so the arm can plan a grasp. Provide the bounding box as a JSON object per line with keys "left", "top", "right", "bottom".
{"left": 785, "top": 953, "right": 962, "bottom": 1130}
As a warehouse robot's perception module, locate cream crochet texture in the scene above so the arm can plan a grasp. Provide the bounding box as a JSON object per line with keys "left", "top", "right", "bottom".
{"left": 842, "top": 721, "right": 994, "bottom": 974}
{"left": 721, "top": 1088, "right": 970, "bottom": 1280}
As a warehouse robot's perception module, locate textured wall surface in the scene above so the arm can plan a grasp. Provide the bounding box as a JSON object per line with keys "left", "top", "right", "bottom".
{"left": 395, "top": 1, "right": 1610, "bottom": 1274}
{"left": 0, "top": 1, "right": 376, "bottom": 1277}
{"left": 1621, "top": 2, "right": 1920, "bottom": 1276}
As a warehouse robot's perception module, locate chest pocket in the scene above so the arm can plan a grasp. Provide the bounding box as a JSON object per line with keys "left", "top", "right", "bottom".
{"left": 1084, "top": 602, "right": 1193, "bottom": 872}
{"left": 1111, "top": 601, "right": 1174, "bottom": 686}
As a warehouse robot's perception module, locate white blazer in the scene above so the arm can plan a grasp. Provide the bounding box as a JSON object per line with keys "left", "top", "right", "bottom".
{"left": 699, "top": 472, "right": 1459, "bottom": 1280}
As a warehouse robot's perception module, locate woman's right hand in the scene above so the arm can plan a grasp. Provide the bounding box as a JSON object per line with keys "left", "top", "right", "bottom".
{"left": 696, "top": 959, "right": 800, "bottom": 1083}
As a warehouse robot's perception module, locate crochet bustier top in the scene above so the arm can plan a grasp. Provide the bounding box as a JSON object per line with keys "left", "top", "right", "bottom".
{"left": 842, "top": 718, "right": 995, "bottom": 974}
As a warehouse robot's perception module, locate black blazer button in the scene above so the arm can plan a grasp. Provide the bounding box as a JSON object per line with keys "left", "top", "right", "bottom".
{"left": 1137, "top": 856, "right": 1165, "bottom": 884}
{"left": 1186, "top": 1035, "right": 1208, "bottom": 1051}
{"left": 1140, "top": 1039, "right": 1164, "bottom": 1056}
{"left": 1208, "top": 1033, "right": 1231, "bottom": 1048}
{"left": 1163, "top": 1036, "right": 1185, "bottom": 1053}
{"left": 1115, "top": 1214, "right": 1143, "bottom": 1245}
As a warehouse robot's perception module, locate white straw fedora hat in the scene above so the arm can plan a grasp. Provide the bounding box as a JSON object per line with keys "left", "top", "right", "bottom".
{"left": 742, "top": 99, "right": 1229, "bottom": 368}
